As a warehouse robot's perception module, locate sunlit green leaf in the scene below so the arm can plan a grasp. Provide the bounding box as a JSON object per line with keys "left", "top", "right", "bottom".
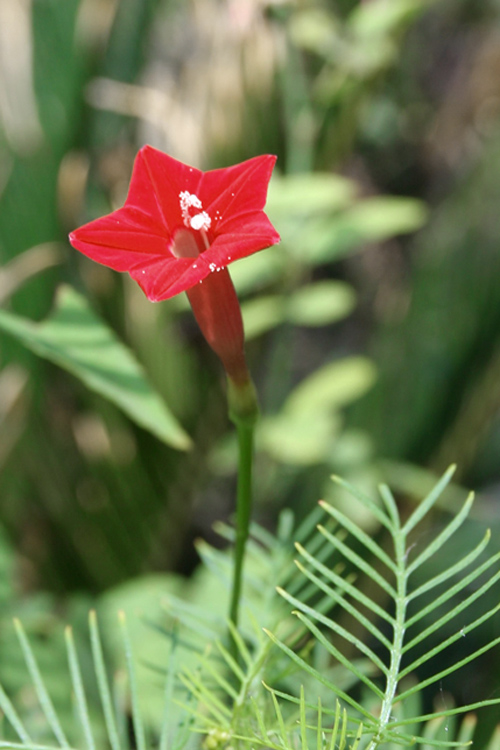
{"left": 241, "top": 281, "right": 357, "bottom": 340}
{"left": 285, "top": 356, "right": 376, "bottom": 416}
{"left": 228, "top": 250, "right": 285, "bottom": 297}
{"left": 267, "top": 173, "right": 356, "bottom": 219}
{"left": 288, "top": 197, "right": 427, "bottom": 266}
{"left": 349, "top": 0, "right": 426, "bottom": 39}
{"left": 344, "top": 196, "right": 428, "bottom": 240}
{"left": 287, "top": 281, "right": 356, "bottom": 327}
{"left": 288, "top": 9, "right": 340, "bottom": 57}
{"left": 259, "top": 412, "right": 342, "bottom": 465}
{"left": 0, "top": 286, "right": 191, "bottom": 450}
{"left": 241, "top": 295, "right": 284, "bottom": 339}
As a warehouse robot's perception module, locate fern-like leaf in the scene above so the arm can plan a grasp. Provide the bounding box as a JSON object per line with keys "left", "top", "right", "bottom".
{"left": 267, "top": 468, "right": 500, "bottom": 748}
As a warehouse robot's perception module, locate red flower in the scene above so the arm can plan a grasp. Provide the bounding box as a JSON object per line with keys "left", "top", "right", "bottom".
{"left": 69, "top": 146, "right": 279, "bottom": 301}
{"left": 69, "top": 146, "right": 280, "bottom": 386}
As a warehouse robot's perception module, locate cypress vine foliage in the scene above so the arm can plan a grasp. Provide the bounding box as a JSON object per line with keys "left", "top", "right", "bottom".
{"left": 0, "top": 468, "right": 499, "bottom": 750}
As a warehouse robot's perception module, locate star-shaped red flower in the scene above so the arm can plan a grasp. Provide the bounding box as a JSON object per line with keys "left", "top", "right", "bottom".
{"left": 69, "top": 145, "right": 280, "bottom": 302}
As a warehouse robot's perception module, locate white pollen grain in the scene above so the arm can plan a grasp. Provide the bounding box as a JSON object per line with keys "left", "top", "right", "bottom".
{"left": 190, "top": 211, "right": 211, "bottom": 231}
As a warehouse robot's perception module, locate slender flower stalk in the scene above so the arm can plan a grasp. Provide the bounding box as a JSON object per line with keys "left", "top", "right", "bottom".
{"left": 230, "top": 418, "right": 256, "bottom": 628}
{"left": 69, "top": 145, "right": 280, "bottom": 630}
{"left": 226, "top": 370, "right": 259, "bottom": 630}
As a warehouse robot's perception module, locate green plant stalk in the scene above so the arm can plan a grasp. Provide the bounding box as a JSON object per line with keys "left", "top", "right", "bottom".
{"left": 229, "top": 420, "right": 255, "bottom": 628}
{"left": 227, "top": 376, "right": 259, "bottom": 631}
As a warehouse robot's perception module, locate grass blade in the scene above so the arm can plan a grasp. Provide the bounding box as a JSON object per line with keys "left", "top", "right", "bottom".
{"left": 118, "top": 612, "right": 146, "bottom": 750}
{"left": 317, "top": 525, "right": 396, "bottom": 599}
{"left": 402, "top": 465, "right": 457, "bottom": 535}
{"left": 295, "top": 543, "right": 395, "bottom": 627}
{"left": 398, "top": 636, "right": 500, "bottom": 701}
{"left": 331, "top": 476, "right": 394, "bottom": 532}
{"left": 294, "top": 559, "right": 393, "bottom": 651}
{"left": 293, "top": 611, "right": 385, "bottom": 699}
{"left": 65, "top": 626, "right": 95, "bottom": 750}
{"left": 407, "top": 530, "right": 492, "bottom": 602}
{"left": 318, "top": 501, "right": 397, "bottom": 574}
{"left": 378, "top": 485, "right": 399, "bottom": 529}
{"left": 88, "top": 611, "right": 122, "bottom": 750}
{"left": 406, "top": 493, "right": 474, "bottom": 576}
{"left": 0, "top": 682, "right": 32, "bottom": 743}
{"left": 403, "top": 568, "right": 500, "bottom": 652}
{"left": 263, "top": 628, "right": 378, "bottom": 724}
{"left": 14, "top": 619, "right": 70, "bottom": 749}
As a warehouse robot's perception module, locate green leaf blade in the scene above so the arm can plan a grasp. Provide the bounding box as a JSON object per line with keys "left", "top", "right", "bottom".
{"left": 0, "top": 286, "right": 191, "bottom": 450}
{"left": 402, "top": 465, "right": 457, "bottom": 536}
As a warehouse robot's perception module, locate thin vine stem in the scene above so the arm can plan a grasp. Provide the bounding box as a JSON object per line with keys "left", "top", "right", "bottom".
{"left": 229, "top": 420, "right": 255, "bottom": 629}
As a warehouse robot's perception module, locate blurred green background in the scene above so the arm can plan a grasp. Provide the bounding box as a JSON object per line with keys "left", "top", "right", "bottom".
{"left": 1, "top": 0, "right": 500, "bottom": 729}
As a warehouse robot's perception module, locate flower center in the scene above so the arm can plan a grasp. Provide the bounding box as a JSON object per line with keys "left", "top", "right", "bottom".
{"left": 179, "top": 191, "right": 211, "bottom": 232}
{"left": 170, "top": 228, "right": 200, "bottom": 259}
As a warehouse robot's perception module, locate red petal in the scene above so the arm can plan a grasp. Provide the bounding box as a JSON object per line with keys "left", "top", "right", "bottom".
{"left": 136, "top": 146, "right": 203, "bottom": 233}
{"left": 69, "top": 207, "right": 168, "bottom": 272}
{"left": 201, "top": 155, "right": 276, "bottom": 230}
{"left": 206, "top": 211, "right": 281, "bottom": 264}
{"left": 129, "top": 248, "right": 231, "bottom": 302}
{"left": 129, "top": 256, "right": 194, "bottom": 301}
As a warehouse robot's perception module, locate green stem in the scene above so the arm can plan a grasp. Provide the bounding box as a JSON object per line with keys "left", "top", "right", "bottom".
{"left": 229, "top": 420, "right": 255, "bottom": 628}
{"left": 226, "top": 375, "right": 259, "bottom": 637}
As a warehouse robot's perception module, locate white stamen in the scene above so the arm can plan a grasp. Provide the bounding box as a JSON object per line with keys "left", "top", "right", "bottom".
{"left": 190, "top": 211, "right": 211, "bottom": 231}
{"left": 179, "top": 191, "right": 202, "bottom": 213}
{"left": 179, "top": 191, "right": 211, "bottom": 232}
